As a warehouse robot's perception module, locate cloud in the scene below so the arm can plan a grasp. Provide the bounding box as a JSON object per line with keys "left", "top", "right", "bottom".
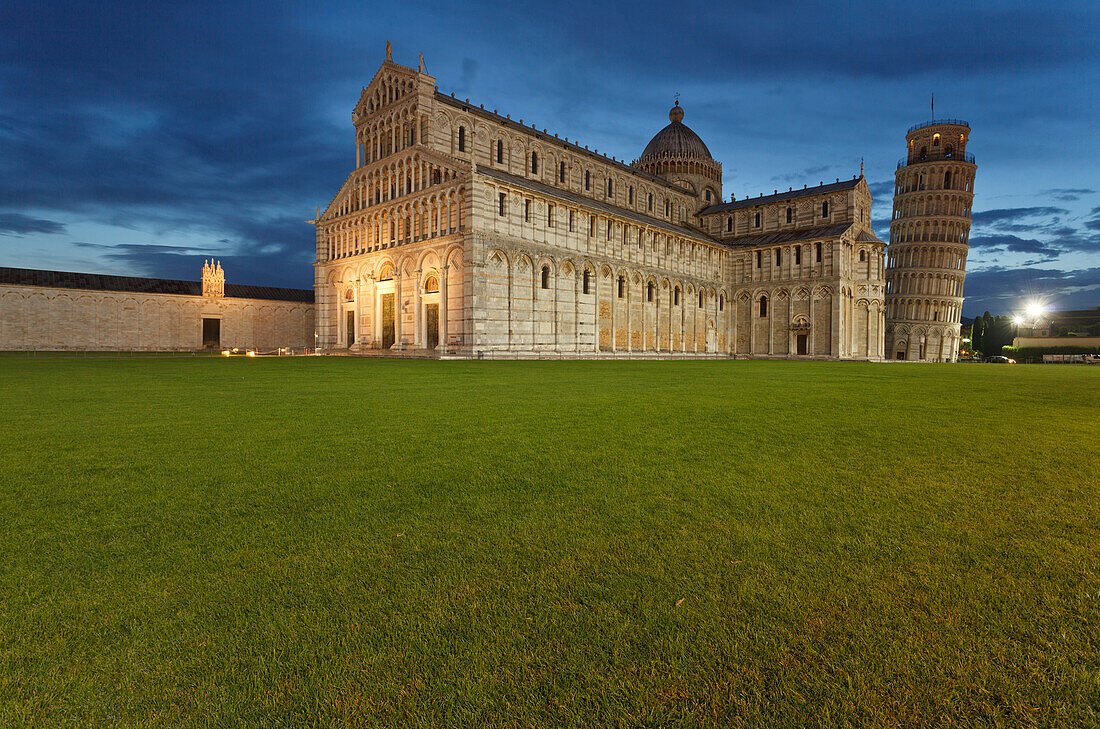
{"left": 1041, "top": 188, "right": 1095, "bottom": 202}
{"left": 0, "top": 213, "right": 67, "bottom": 235}
{"left": 971, "top": 207, "right": 1067, "bottom": 226}
{"left": 968, "top": 234, "right": 1060, "bottom": 258}
{"left": 1, "top": 0, "right": 1098, "bottom": 298}
{"left": 867, "top": 181, "right": 894, "bottom": 199}
{"left": 962, "top": 266, "right": 1100, "bottom": 316}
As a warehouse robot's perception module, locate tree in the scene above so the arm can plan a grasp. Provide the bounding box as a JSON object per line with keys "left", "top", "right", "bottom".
{"left": 971, "top": 316, "right": 985, "bottom": 356}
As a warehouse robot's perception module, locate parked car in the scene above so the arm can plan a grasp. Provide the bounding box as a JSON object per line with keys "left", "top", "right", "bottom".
{"left": 986, "top": 355, "right": 1016, "bottom": 364}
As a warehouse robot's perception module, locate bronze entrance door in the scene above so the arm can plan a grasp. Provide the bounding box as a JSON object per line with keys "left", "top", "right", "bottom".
{"left": 796, "top": 333, "right": 808, "bottom": 355}
{"left": 381, "top": 294, "right": 395, "bottom": 349}
{"left": 346, "top": 310, "right": 355, "bottom": 348}
{"left": 202, "top": 318, "right": 220, "bottom": 349}
{"left": 425, "top": 304, "right": 439, "bottom": 349}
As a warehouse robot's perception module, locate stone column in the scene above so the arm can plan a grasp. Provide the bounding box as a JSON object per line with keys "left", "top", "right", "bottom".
{"left": 353, "top": 278, "right": 362, "bottom": 350}
{"left": 866, "top": 306, "right": 873, "bottom": 359}
{"left": 767, "top": 297, "right": 774, "bottom": 356}
{"left": 368, "top": 274, "right": 376, "bottom": 347}
{"left": 626, "top": 280, "right": 632, "bottom": 354}
{"left": 393, "top": 272, "right": 404, "bottom": 350}
{"left": 611, "top": 275, "right": 617, "bottom": 354}
{"left": 830, "top": 290, "right": 840, "bottom": 358}
{"left": 439, "top": 265, "right": 449, "bottom": 351}
{"left": 748, "top": 300, "right": 754, "bottom": 354}
{"left": 809, "top": 293, "right": 816, "bottom": 357}
{"left": 414, "top": 269, "right": 422, "bottom": 349}
{"left": 593, "top": 270, "right": 599, "bottom": 353}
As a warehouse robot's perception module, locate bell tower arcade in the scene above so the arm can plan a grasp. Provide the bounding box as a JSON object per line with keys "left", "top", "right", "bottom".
{"left": 884, "top": 119, "right": 976, "bottom": 362}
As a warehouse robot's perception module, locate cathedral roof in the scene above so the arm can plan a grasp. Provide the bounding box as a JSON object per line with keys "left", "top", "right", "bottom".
{"left": 639, "top": 102, "right": 715, "bottom": 162}
{"left": 0, "top": 267, "right": 315, "bottom": 303}
{"left": 700, "top": 178, "right": 863, "bottom": 214}
{"left": 435, "top": 93, "right": 692, "bottom": 195}
{"left": 477, "top": 166, "right": 720, "bottom": 246}
{"left": 710, "top": 222, "right": 881, "bottom": 249}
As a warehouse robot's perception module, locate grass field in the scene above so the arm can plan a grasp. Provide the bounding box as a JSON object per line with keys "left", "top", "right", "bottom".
{"left": 1, "top": 358, "right": 1098, "bottom": 727}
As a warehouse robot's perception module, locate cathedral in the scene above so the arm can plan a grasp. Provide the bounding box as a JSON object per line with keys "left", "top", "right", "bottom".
{"left": 312, "top": 47, "right": 889, "bottom": 359}
{"left": 1, "top": 47, "right": 975, "bottom": 360}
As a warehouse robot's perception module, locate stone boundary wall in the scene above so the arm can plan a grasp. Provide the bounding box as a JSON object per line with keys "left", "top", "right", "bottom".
{"left": 0, "top": 284, "right": 315, "bottom": 351}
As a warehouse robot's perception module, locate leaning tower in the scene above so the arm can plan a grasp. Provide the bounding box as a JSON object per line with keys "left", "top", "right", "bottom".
{"left": 884, "top": 119, "right": 976, "bottom": 361}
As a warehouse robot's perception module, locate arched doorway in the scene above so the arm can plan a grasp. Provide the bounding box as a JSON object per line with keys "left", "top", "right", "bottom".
{"left": 791, "top": 315, "right": 810, "bottom": 356}
{"left": 422, "top": 273, "right": 440, "bottom": 350}
{"left": 375, "top": 266, "right": 395, "bottom": 349}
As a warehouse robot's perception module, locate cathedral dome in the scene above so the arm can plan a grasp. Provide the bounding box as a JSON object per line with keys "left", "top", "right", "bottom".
{"left": 639, "top": 101, "right": 714, "bottom": 162}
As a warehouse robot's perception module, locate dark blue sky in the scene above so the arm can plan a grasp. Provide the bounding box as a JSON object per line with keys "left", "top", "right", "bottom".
{"left": 2, "top": 0, "right": 1097, "bottom": 316}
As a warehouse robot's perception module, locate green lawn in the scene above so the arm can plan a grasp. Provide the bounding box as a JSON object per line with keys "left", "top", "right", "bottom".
{"left": 1, "top": 358, "right": 1097, "bottom": 727}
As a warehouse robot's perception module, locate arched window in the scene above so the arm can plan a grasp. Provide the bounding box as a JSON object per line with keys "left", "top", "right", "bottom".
{"left": 498, "top": 192, "right": 506, "bottom": 217}
{"left": 617, "top": 275, "right": 625, "bottom": 298}
{"left": 530, "top": 151, "right": 538, "bottom": 174}
{"left": 424, "top": 275, "right": 439, "bottom": 293}
{"left": 541, "top": 265, "right": 550, "bottom": 289}
{"left": 583, "top": 269, "right": 591, "bottom": 294}
{"left": 585, "top": 170, "right": 591, "bottom": 190}
{"left": 607, "top": 178, "right": 613, "bottom": 197}
{"left": 719, "top": 295, "right": 724, "bottom": 311}
{"left": 944, "top": 171, "right": 952, "bottom": 189}
{"left": 647, "top": 281, "right": 654, "bottom": 302}
{"left": 629, "top": 186, "right": 634, "bottom": 205}
{"left": 859, "top": 250, "right": 866, "bottom": 261}
{"left": 699, "top": 291, "right": 704, "bottom": 307}
{"left": 754, "top": 212, "right": 761, "bottom": 227}
{"left": 559, "top": 161, "right": 566, "bottom": 183}
{"left": 705, "top": 189, "right": 712, "bottom": 202}
{"left": 756, "top": 250, "right": 762, "bottom": 268}
{"left": 458, "top": 126, "right": 466, "bottom": 152}
{"left": 759, "top": 296, "right": 768, "bottom": 317}
{"left": 821, "top": 201, "right": 829, "bottom": 217}
{"left": 786, "top": 207, "right": 792, "bottom": 223}
{"left": 815, "top": 242, "right": 822, "bottom": 262}
{"left": 647, "top": 193, "right": 653, "bottom": 211}
{"left": 932, "top": 133, "right": 940, "bottom": 146}
{"left": 496, "top": 140, "right": 503, "bottom": 163}
{"left": 795, "top": 246, "right": 802, "bottom": 265}
{"left": 674, "top": 286, "right": 681, "bottom": 306}
{"left": 775, "top": 249, "right": 781, "bottom": 266}
{"left": 944, "top": 145, "right": 954, "bottom": 159}
{"left": 727, "top": 217, "right": 733, "bottom": 232}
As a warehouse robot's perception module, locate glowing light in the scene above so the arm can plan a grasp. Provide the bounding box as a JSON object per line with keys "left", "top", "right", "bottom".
{"left": 1012, "top": 316, "right": 1023, "bottom": 325}
{"left": 1025, "top": 302, "right": 1046, "bottom": 319}
{"left": 221, "top": 350, "right": 231, "bottom": 356}
{"left": 247, "top": 350, "right": 256, "bottom": 357}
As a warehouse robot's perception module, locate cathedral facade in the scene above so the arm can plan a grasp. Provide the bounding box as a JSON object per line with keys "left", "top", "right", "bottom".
{"left": 314, "top": 49, "right": 887, "bottom": 359}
